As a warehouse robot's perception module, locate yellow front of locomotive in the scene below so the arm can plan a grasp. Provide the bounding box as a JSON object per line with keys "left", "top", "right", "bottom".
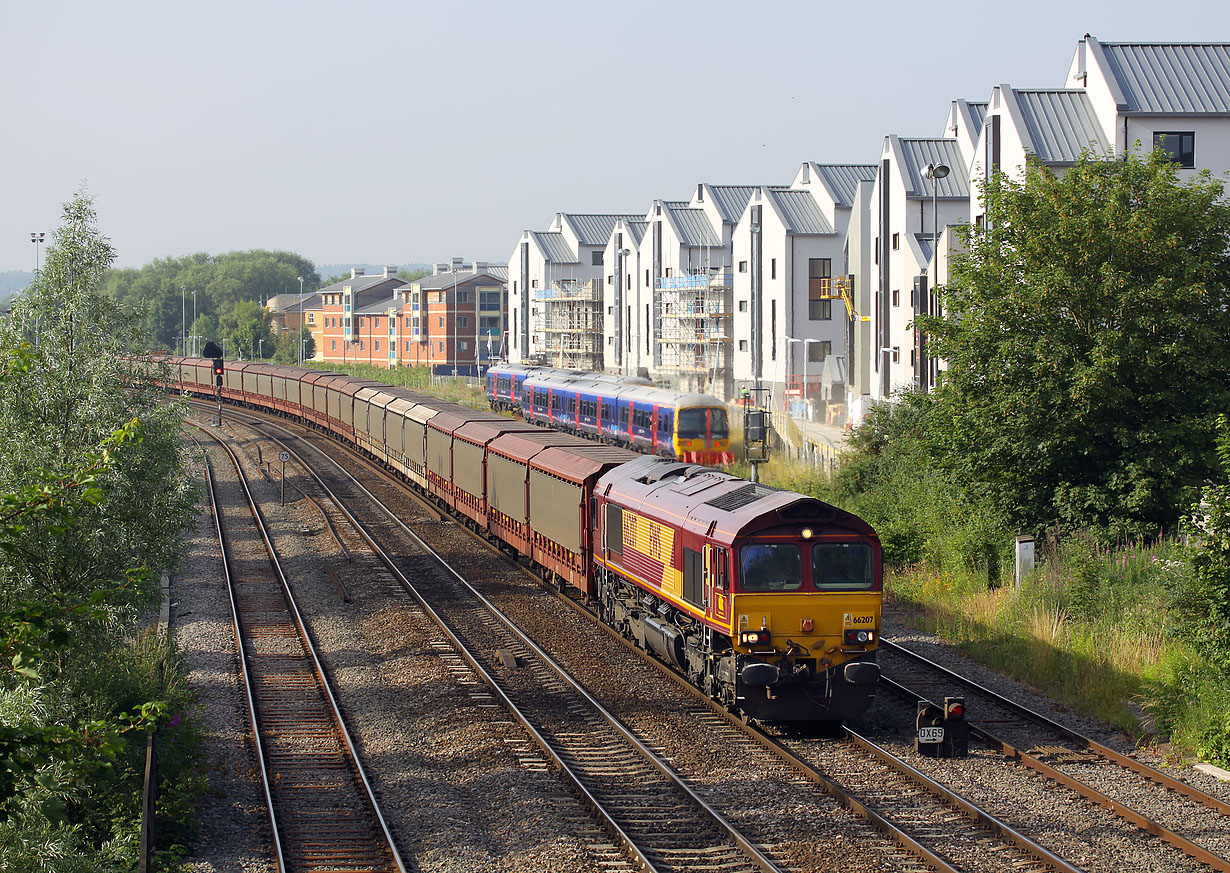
{"left": 727, "top": 528, "right": 882, "bottom": 722}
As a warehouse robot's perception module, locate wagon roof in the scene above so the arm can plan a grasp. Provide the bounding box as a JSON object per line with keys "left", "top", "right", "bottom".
{"left": 531, "top": 445, "right": 634, "bottom": 484}
{"left": 301, "top": 370, "right": 340, "bottom": 385}
{"left": 454, "top": 419, "right": 542, "bottom": 446}
{"left": 488, "top": 430, "right": 592, "bottom": 463}
{"left": 332, "top": 378, "right": 385, "bottom": 398}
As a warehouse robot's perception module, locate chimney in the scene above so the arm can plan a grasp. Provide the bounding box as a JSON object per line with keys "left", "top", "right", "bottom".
{"left": 473, "top": 261, "right": 488, "bottom": 273}
{"left": 351, "top": 267, "right": 366, "bottom": 278}
{"left": 383, "top": 265, "right": 398, "bottom": 278}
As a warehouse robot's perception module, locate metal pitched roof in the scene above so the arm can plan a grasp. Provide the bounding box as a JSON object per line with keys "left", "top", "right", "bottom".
{"left": 665, "top": 206, "right": 721, "bottom": 247}
{"left": 320, "top": 274, "right": 404, "bottom": 294}
{"left": 764, "top": 189, "right": 834, "bottom": 235}
{"left": 531, "top": 231, "right": 579, "bottom": 264}
{"left": 1013, "top": 89, "right": 1110, "bottom": 164}
{"left": 813, "top": 164, "right": 878, "bottom": 207}
{"left": 966, "top": 102, "right": 988, "bottom": 134}
{"left": 561, "top": 213, "right": 642, "bottom": 246}
{"left": 1100, "top": 42, "right": 1230, "bottom": 114}
{"left": 622, "top": 220, "right": 648, "bottom": 246}
{"left": 413, "top": 269, "right": 508, "bottom": 291}
{"left": 898, "top": 138, "right": 970, "bottom": 198}
{"left": 706, "top": 186, "right": 759, "bottom": 222}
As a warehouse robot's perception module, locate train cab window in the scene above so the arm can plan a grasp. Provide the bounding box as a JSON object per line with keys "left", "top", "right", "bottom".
{"left": 740, "top": 544, "right": 802, "bottom": 591}
{"left": 605, "top": 503, "right": 624, "bottom": 552}
{"left": 678, "top": 408, "right": 730, "bottom": 440}
{"left": 811, "top": 543, "right": 876, "bottom": 591}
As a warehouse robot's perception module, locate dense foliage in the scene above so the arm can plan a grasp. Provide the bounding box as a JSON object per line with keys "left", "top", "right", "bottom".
{"left": 0, "top": 194, "right": 200, "bottom": 869}
{"left": 919, "top": 151, "right": 1230, "bottom": 540}
{"left": 100, "top": 249, "right": 321, "bottom": 357}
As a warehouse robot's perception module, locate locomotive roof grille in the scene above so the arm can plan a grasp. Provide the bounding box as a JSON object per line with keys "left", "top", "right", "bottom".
{"left": 703, "top": 482, "right": 780, "bottom": 512}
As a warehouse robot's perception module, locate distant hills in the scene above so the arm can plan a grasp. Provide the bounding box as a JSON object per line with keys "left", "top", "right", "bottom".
{"left": 0, "top": 271, "right": 32, "bottom": 309}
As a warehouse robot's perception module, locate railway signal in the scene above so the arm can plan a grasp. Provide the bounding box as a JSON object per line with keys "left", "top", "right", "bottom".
{"left": 916, "top": 697, "right": 969, "bottom": 758}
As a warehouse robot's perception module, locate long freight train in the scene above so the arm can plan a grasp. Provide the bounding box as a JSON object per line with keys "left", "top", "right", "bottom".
{"left": 154, "top": 357, "right": 881, "bottom": 722}
{"left": 485, "top": 363, "right": 734, "bottom": 466}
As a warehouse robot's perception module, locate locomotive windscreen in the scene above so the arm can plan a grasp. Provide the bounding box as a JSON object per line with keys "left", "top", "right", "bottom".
{"left": 740, "top": 544, "right": 803, "bottom": 591}
{"left": 677, "top": 407, "right": 729, "bottom": 440}
{"left": 811, "top": 543, "right": 876, "bottom": 591}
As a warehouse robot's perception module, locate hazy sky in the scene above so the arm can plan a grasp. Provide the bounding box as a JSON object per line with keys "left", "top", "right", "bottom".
{"left": 6, "top": 0, "right": 1230, "bottom": 275}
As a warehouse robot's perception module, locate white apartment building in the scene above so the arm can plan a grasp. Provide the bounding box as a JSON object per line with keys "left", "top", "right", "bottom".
{"left": 1067, "top": 37, "right": 1230, "bottom": 176}
{"left": 868, "top": 134, "right": 973, "bottom": 402}
{"left": 728, "top": 165, "right": 876, "bottom": 423}
{"left": 507, "top": 211, "right": 639, "bottom": 365}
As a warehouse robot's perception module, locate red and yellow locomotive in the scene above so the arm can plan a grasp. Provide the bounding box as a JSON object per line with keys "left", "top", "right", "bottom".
{"left": 594, "top": 456, "right": 881, "bottom": 722}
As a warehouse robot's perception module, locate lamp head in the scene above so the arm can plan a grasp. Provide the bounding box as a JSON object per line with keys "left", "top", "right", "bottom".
{"left": 926, "top": 162, "right": 950, "bottom": 180}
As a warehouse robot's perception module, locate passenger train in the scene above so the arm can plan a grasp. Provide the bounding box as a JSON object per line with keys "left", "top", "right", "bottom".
{"left": 150, "top": 356, "right": 882, "bottom": 722}
{"left": 485, "top": 363, "right": 734, "bottom": 465}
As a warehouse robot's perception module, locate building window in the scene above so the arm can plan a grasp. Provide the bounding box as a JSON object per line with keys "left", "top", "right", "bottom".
{"left": 738, "top": 261, "right": 748, "bottom": 273}
{"left": 307, "top": 313, "right": 314, "bottom": 324}
{"left": 645, "top": 269, "right": 650, "bottom": 286}
{"left": 439, "top": 316, "right": 445, "bottom": 328}
{"left": 459, "top": 340, "right": 469, "bottom": 352}
{"left": 739, "top": 339, "right": 748, "bottom": 352}
{"left": 891, "top": 346, "right": 900, "bottom": 363}
{"left": 592, "top": 251, "right": 603, "bottom": 266}
{"left": 1154, "top": 131, "right": 1195, "bottom": 168}
{"left": 770, "top": 259, "right": 776, "bottom": 280}
{"left": 438, "top": 341, "right": 445, "bottom": 353}
{"left": 892, "top": 288, "right": 900, "bottom": 307}
{"left": 531, "top": 279, "right": 538, "bottom": 289}
{"left": 331, "top": 340, "right": 337, "bottom": 350}
{"left": 458, "top": 316, "right": 469, "bottom": 328}
{"left": 770, "top": 300, "right": 777, "bottom": 361}
{"left": 808, "top": 341, "right": 831, "bottom": 363}
{"left": 738, "top": 300, "right": 748, "bottom": 312}
{"left": 405, "top": 340, "right": 412, "bottom": 351}
{"left": 809, "top": 258, "right": 832, "bottom": 320}
{"left": 374, "top": 340, "right": 379, "bottom": 352}
{"left": 892, "top": 233, "right": 900, "bottom": 250}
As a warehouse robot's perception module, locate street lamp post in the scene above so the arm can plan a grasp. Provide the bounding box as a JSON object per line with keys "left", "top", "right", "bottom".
{"left": 181, "top": 287, "right": 186, "bottom": 357}
{"left": 921, "top": 162, "right": 949, "bottom": 393}
{"left": 258, "top": 338, "right": 263, "bottom": 361}
{"left": 192, "top": 289, "right": 197, "bottom": 357}
{"left": 30, "top": 232, "right": 45, "bottom": 275}
{"left": 297, "top": 276, "right": 305, "bottom": 366}
{"left": 787, "top": 337, "right": 822, "bottom": 423}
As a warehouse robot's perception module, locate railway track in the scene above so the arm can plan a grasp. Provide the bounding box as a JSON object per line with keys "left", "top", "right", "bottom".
{"left": 201, "top": 410, "right": 785, "bottom": 873}
{"left": 877, "top": 637, "right": 1230, "bottom": 871}
{"left": 192, "top": 424, "right": 405, "bottom": 873}
{"left": 205, "top": 404, "right": 1111, "bottom": 872}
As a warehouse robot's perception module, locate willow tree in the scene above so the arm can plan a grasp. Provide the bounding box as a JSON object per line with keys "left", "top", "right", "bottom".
{"left": 0, "top": 192, "right": 198, "bottom": 868}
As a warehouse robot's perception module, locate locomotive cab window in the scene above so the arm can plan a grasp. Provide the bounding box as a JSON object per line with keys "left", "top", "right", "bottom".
{"left": 740, "top": 544, "right": 802, "bottom": 591}
{"left": 677, "top": 408, "right": 730, "bottom": 440}
{"left": 812, "top": 543, "right": 876, "bottom": 591}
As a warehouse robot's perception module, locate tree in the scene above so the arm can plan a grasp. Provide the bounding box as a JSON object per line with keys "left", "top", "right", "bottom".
{"left": 220, "top": 298, "right": 273, "bottom": 360}
{"left": 0, "top": 192, "right": 199, "bottom": 867}
{"left": 921, "top": 151, "right": 1230, "bottom": 539}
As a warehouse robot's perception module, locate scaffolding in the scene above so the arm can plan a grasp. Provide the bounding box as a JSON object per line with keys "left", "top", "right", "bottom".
{"left": 657, "top": 270, "right": 733, "bottom": 396}
{"left": 534, "top": 278, "right": 604, "bottom": 370}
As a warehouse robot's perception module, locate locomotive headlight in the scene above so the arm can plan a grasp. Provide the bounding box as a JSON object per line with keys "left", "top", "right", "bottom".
{"left": 740, "top": 630, "right": 772, "bottom": 646}
{"left": 801, "top": 528, "right": 813, "bottom": 540}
